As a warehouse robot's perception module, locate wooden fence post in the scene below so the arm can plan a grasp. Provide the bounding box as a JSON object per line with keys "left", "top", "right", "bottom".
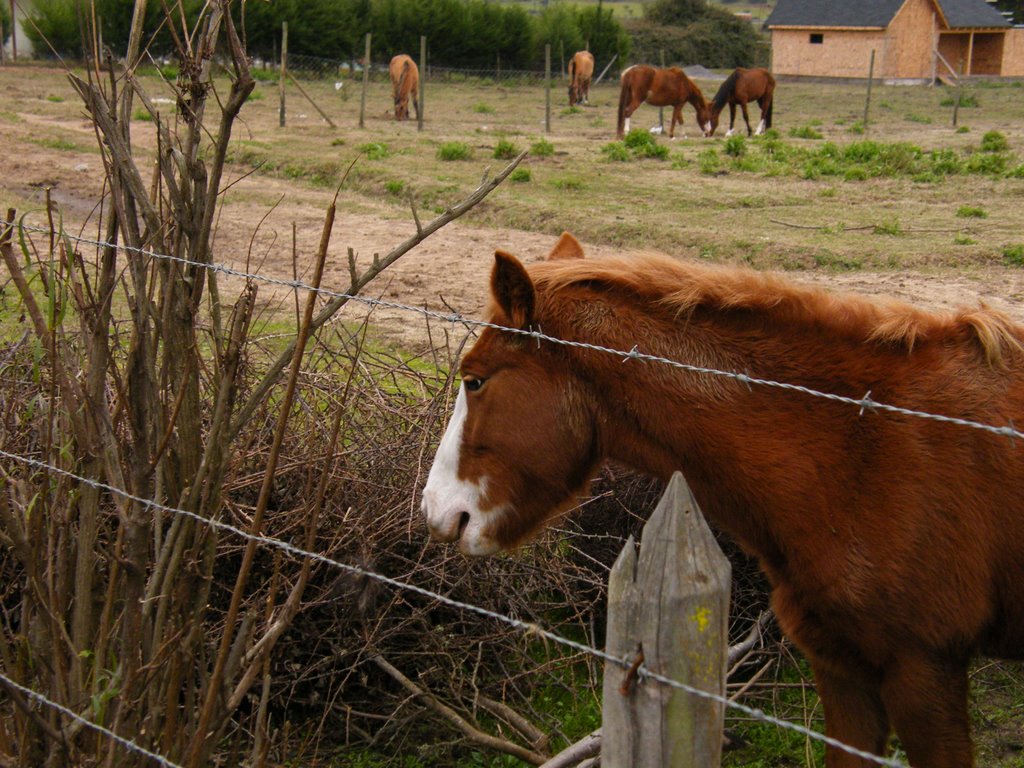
{"left": 279, "top": 22, "right": 287, "bottom": 128}
{"left": 602, "top": 472, "right": 731, "bottom": 767}
{"left": 863, "top": 48, "right": 875, "bottom": 132}
{"left": 545, "top": 43, "right": 551, "bottom": 134}
{"left": 359, "top": 32, "right": 371, "bottom": 129}
{"left": 418, "top": 35, "right": 426, "bottom": 131}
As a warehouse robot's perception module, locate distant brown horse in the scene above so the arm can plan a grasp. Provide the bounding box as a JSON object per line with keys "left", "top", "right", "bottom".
{"left": 389, "top": 54, "right": 420, "bottom": 122}
{"left": 616, "top": 64, "right": 710, "bottom": 139}
{"left": 567, "top": 50, "right": 595, "bottom": 107}
{"left": 422, "top": 231, "right": 1024, "bottom": 767}
{"left": 706, "top": 67, "right": 775, "bottom": 137}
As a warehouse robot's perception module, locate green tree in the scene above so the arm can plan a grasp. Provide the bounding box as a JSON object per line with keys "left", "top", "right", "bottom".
{"left": 24, "top": 0, "right": 82, "bottom": 58}
{"left": 0, "top": 1, "right": 10, "bottom": 46}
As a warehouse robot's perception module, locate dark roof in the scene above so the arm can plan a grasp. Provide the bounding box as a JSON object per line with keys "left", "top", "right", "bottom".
{"left": 765, "top": 0, "right": 1009, "bottom": 29}
{"left": 938, "top": 0, "right": 1010, "bottom": 28}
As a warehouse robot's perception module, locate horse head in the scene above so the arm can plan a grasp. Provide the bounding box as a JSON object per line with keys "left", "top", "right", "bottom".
{"left": 699, "top": 99, "right": 715, "bottom": 137}
{"left": 394, "top": 95, "right": 408, "bottom": 121}
{"left": 421, "top": 233, "right": 600, "bottom": 555}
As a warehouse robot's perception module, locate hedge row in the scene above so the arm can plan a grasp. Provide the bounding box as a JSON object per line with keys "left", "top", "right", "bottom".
{"left": 24, "top": 0, "right": 630, "bottom": 71}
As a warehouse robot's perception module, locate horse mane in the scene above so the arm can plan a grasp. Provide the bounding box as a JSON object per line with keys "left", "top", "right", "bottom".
{"left": 528, "top": 254, "right": 1024, "bottom": 366}
{"left": 712, "top": 70, "right": 740, "bottom": 111}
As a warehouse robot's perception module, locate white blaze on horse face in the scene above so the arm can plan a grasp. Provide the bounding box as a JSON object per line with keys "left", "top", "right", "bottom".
{"left": 421, "top": 386, "right": 502, "bottom": 556}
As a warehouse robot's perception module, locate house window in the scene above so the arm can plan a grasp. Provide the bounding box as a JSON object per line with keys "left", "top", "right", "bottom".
{"left": 810, "top": 33, "right": 824, "bottom": 44}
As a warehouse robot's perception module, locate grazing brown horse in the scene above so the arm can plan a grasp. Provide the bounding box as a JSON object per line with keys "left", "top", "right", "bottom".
{"left": 568, "top": 50, "right": 595, "bottom": 106}
{"left": 616, "top": 64, "right": 710, "bottom": 139}
{"left": 422, "top": 232, "right": 1024, "bottom": 768}
{"left": 389, "top": 54, "right": 420, "bottom": 122}
{"left": 706, "top": 67, "right": 775, "bottom": 137}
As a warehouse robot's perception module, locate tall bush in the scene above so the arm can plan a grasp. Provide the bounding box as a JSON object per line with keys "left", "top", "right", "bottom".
{"left": 625, "top": 0, "right": 767, "bottom": 68}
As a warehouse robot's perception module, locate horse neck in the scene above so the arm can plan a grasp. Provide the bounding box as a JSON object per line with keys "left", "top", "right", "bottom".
{"left": 558, "top": 300, "right": 837, "bottom": 558}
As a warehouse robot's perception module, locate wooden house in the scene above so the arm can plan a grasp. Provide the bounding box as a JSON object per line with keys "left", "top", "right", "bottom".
{"left": 765, "top": 0, "right": 1024, "bottom": 81}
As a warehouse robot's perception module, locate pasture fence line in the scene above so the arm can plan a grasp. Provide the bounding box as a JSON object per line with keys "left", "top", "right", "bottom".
{"left": 9, "top": 220, "right": 1024, "bottom": 445}
{"left": 0, "top": 445, "right": 910, "bottom": 768}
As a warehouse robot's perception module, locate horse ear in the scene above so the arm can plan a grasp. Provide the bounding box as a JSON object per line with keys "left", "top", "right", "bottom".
{"left": 547, "top": 231, "right": 585, "bottom": 261}
{"left": 492, "top": 251, "right": 535, "bottom": 330}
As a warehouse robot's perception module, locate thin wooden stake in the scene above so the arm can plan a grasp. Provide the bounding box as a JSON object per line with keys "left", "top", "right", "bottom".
{"left": 278, "top": 22, "right": 287, "bottom": 128}
{"left": 418, "top": 35, "right": 426, "bottom": 131}
{"left": 359, "top": 32, "right": 371, "bottom": 129}
{"left": 545, "top": 43, "right": 551, "bottom": 134}
{"left": 863, "top": 48, "right": 875, "bottom": 131}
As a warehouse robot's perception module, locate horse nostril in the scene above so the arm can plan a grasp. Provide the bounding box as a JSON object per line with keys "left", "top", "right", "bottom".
{"left": 457, "top": 511, "right": 471, "bottom": 539}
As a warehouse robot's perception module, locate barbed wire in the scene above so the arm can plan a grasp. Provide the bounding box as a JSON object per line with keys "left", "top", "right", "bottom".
{"left": 0, "top": 445, "right": 909, "bottom": 767}
{"left": 9, "top": 220, "right": 1024, "bottom": 443}
{"left": 0, "top": 671, "right": 185, "bottom": 768}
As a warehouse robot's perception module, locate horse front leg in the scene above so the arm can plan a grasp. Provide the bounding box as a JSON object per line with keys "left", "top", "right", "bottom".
{"left": 741, "top": 102, "right": 753, "bottom": 136}
{"left": 725, "top": 104, "right": 738, "bottom": 137}
{"left": 669, "top": 105, "right": 685, "bottom": 139}
{"left": 813, "top": 665, "right": 891, "bottom": 767}
{"left": 881, "top": 654, "right": 974, "bottom": 768}
{"left": 756, "top": 98, "right": 768, "bottom": 135}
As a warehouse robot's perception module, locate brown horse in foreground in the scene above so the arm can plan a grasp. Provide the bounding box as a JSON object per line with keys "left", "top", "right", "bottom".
{"left": 616, "top": 64, "right": 710, "bottom": 139}
{"left": 568, "top": 50, "right": 595, "bottom": 106}
{"left": 422, "top": 232, "right": 1024, "bottom": 767}
{"left": 388, "top": 54, "right": 420, "bottom": 122}
{"left": 706, "top": 67, "right": 775, "bottom": 137}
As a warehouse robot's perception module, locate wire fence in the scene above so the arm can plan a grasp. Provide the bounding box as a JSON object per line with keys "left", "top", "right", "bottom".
{"left": 282, "top": 52, "right": 570, "bottom": 84}
{"left": 8, "top": 215, "right": 1021, "bottom": 767}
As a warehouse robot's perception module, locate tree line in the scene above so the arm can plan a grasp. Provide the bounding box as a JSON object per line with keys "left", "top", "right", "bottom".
{"left": 22, "top": 0, "right": 772, "bottom": 72}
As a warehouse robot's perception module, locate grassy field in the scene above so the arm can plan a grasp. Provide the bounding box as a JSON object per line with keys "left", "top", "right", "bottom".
{"left": 2, "top": 61, "right": 1024, "bottom": 766}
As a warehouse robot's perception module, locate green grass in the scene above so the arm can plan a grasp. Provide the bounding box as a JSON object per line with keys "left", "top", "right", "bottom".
{"left": 493, "top": 138, "right": 519, "bottom": 160}
{"left": 437, "top": 141, "right": 472, "bottom": 161}
{"left": 956, "top": 205, "right": 987, "bottom": 219}
{"left": 530, "top": 138, "right": 555, "bottom": 157}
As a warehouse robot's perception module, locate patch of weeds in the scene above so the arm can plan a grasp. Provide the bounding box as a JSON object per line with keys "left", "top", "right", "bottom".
{"left": 965, "top": 152, "right": 1009, "bottom": 175}
{"left": 246, "top": 89, "right": 263, "bottom": 101}
{"left": 723, "top": 134, "right": 746, "bottom": 157}
{"left": 359, "top": 142, "right": 390, "bottom": 160}
{"left": 1008, "top": 163, "right": 1024, "bottom": 179}
{"left": 1003, "top": 244, "right": 1024, "bottom": 266}
{"left": 132, "top": 109, "right": 154, "bottom": 122}
{"left": 848, "top": 121, "right": 866, "bottom": 134}
{"left": 790, "top": 125, "right": 823, "bottom": 139}
{"left": 330, "top": 138, "right": 346, "bottom": 147}
{"left": 601, "top": 142, "right": 631, "bottom": 162}
{"left": 472, "top": 103, "right": 495, "bottom": 114}
{"left": 941, "top": 93, "right": 979, "bottom": 108}
{"left": 928, "top": 149, "right": 964, "bottom": 176}
{"left": 160, "top": 64, "right": 180, "bottom": 79}
{"left": 956, "top": 125, "right": 971, "bottom": 133}
{"left": 872, "top": 218, "right": 902, "bottom": 236}
{"left": 530, "top": 138, "right": 555, "bottom": 157}
{"left": 905, "top": 113, "right": 932, "bottom": 124}
{"left": 437, "top": 142, "right": 472, "bottom": 161}
{"left": 509, "top": 168, "right": 531, "bottom": 182}
{"left": 954, "top": 234, "right": 977, "bottom": 245}
{"left": 623, "top": 129, "right": 669, "bottom": 159}
{"left": 37, "top": 138, "right": 77, "bottom": 151}
{"left": 552, "top": 176, "right": 584, "bottom": 191}
{"left": 698, "top": 148, "right": 723, "bottom": 175}
{"left": 46, "top": 94, "right": 64, "bottom": 103}
{"left": 980, "top": 130, "right": 1009, "bottom": 152}
{"left": 493, "top": 138, "right": 519, "bottom": 160}
{"left": 820, "top": 187, "right": 837, "bottom": 198}
{"left": 561, "top": 105, "right": 582, "bottom": 116}
{"left": 844, "top": 165, "right": 869, "bottom": 181}
{"left": 814, "top": 250, "right": 863, "bottom": 271}
{"left": 956, "top": 205, "right": 987, "bottom": 219}
{"left": 384, "top": 179, "right": 405, "bottom": 196}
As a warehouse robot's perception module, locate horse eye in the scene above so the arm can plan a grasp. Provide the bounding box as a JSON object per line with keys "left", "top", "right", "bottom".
{"left": 463, "top": 377, "right": 485, "bottom": 392}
